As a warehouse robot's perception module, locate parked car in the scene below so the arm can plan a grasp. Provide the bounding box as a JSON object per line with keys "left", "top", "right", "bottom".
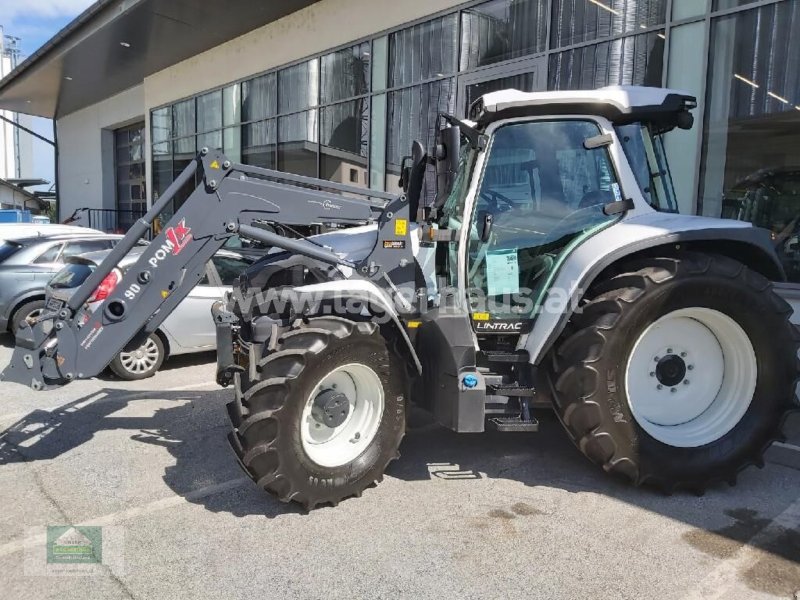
{"left": 0, "top": 223, "right": 103, "bottom": 242}
{"left": 0, "top": 233, "right": 137, "bottom": 333}
{"left": 46, "top": 247, "right": 256, "bottom": 380}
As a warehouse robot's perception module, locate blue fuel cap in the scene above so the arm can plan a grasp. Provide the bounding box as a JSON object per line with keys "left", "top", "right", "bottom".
{"left": 462, "top": 374, "right": 479, "bottom": 389}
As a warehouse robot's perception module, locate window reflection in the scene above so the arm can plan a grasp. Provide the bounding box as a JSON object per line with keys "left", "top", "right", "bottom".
{"left": 700, "top": 1, "right": 800, "bottom": 284}
{"left": 550, "top": 0, "right": 667, "bottom": 49}
{"left": 279, "top": 60, "right": 319, "bottom": 114}
{"left": 460, "top": 0, "right": 547, "bottom": 71}
{"left": 549, "top": 30, "right": 664, "bottom": 90}
{"left": 321, "top": 100, "right": 369, "bottom": 186}
{"left": 389, "top": 15, "right": 458, "bottom": 88}
{"left": 321, "top": 43, "right": 370, "bottom": 104}
{"left": 242, "top": 120, "right": 276, "bottom": 169}
{"left": 278, "top": 110, "right": 319, "bottom": 177}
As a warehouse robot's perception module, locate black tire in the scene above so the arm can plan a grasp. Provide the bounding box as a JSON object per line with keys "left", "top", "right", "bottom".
{"left": 11, "top": 299, "right": 46, "bottom": 334}
{"left": 108, "top": 333, "right": 166, "bottom": 380}
{"left": 549, "top": 253, "right": 799, "bottom": 493}
{"left": 227, "top": 316, "right": 407, "bottom": 509}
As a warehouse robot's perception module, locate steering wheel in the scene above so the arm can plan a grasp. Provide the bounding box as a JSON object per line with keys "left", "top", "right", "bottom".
{"left": 480, "top": 190, "right": 517, "bottom": 212}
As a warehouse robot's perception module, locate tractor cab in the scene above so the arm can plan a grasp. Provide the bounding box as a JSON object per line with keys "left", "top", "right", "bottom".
{"left": 406, "top": 86, "right": 699, "bottom": 431}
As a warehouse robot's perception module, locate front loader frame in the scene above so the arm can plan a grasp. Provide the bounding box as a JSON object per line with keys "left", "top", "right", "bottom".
{"left": 2, "top": 149, "right": 419, "bottom": 390}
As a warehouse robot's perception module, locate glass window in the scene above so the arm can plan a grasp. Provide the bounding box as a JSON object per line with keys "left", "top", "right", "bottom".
{"left": 197, "top": 90, "right": 222, "bottom": 133}
{"left": 321, "top": 100, "right": 369, "bottom": 187}
{"left": 673, "top": 0, "right": 708, "bottom": 20}
{"left": 212, "top": 255, "right": 253, "bottom": 286}
{"left": 34, "top": 243, "right": 63, "bottom": 264}
{"left": 61, "top": 240, "right": 114, "bottom": 260}
{"left": 699, "top": 2, "right": 800, "bottom": 281}
{"left": 463, "top": 71, "right": 541, "bottom": 117}
{"left": 371, "top": 37, "right": 389, "bottom": 92}
{"left": 151, "top": 107, "right": 171, "bottom": 144}
{"left": 386, "top": 79, "right": 456, "bottom": 203}
{"left": 172, "top": 99, "right": 196, "bottom": 138}
{"left": 468, "top": 119, "right": 621, "bottom": 317}
{"left": 460, "top": 0, "right": 547, "bottom": 71}
{"left": 278, "top": 110, "right": 319, "bottom": 177}
{"left": 389, "top": 15, "right": 459, "bottom": 88}
{"left": 152, "top": 142, "right": 172, "bottom": 201}
{"left": 223, "top": 84, "right": 241, "bottom": 126}
{"left": 116, "top": 122, "right": 147, "bottom": 231}
{"left": 713, "top": 0, "right": 758, "bottom": 9}
{"left": 616, "top": 123, "right": 678, "bottom": 212}
{"left": 321, "top": 43, "right": 370, "bottom": 104}
{"left": 242, "top": 73, "right": 277, "bottom": 122}
{"left": 548, "top": 31, "right": 665, "bottom": 90}
{"left": 370, "top": 93, "right": 387, "bottom": 190}
{"left": 242, "top": 119, "right": 277, "bottom": 169}
{"left": 550, "top": 0, "right": 667, "bottom": 49}
{"left": 279, "top": 59, "right": 319, "bottom": 114}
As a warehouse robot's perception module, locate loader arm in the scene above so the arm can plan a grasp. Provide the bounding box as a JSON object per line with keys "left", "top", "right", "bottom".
{"left": 2, "top": 149, "right": 415, "bottom": 390}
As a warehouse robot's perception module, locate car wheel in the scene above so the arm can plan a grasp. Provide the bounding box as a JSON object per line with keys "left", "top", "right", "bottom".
{"left": 11, "top": 299, "right": 46, "bottom": 334}
{"left": 109, "top": 333, "right": 166, "bottom": 380}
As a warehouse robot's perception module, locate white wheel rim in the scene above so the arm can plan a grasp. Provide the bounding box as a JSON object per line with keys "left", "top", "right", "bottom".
{"left": 301, "top": 363, "right": 385, "bottom": 468}
{"left": 625, "top": 307, "right": 757, "bottom": 448}
{"left": 119, "top": 338, "right": 161, "bottom": 374}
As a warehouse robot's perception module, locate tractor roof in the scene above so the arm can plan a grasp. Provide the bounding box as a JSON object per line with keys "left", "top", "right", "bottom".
{"left": 471, "top": 86, "right": 697, "bottom": 132}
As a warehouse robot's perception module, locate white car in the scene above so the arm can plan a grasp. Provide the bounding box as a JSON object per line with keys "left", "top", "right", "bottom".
{"left": 47, "top": 247, "right": 257, "bottom": 380}
{"left": 0, "top": 223, "right": 103, "bottom": 243}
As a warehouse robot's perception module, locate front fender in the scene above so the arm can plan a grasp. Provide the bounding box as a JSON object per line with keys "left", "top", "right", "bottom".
{"left": 522, "top": 213, "right": 782, "bottom": 365}
{"left": 295, "top": 279, "right": 422, "bottom": 374}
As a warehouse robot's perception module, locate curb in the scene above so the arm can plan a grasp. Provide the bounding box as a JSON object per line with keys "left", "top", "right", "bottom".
{"left": 766, "top": 441, "right": 800, "bottom": 471}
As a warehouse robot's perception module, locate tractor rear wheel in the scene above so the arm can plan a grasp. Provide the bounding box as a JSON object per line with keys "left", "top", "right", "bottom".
{"left": 227, "top": 316, "right": 407, "bottom": 509}
{"left": 549, "top": 253, "right": 798, "bottom": 493}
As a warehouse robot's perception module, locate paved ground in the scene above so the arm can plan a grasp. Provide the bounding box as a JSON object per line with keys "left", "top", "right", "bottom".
{"left": 0, "top": 335, "right": 798, "bottom": 600}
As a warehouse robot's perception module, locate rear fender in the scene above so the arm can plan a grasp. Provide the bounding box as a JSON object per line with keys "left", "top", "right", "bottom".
{"left": 522, "top": 213, "right": 783, "bottom": 365}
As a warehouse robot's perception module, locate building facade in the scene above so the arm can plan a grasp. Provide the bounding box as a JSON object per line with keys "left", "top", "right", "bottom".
{"left": 0, "top": 0, "right": 798, "bottom": 275}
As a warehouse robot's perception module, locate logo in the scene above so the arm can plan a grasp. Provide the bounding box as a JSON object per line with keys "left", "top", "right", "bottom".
{"left": 149, "top": 219, "right": 193, "bottom": 268}
{"left": 47, "top": 526, "right": 102, "bottom": 564}
{"left": 383, "top": 240, "right": 406, "bottom": 249}
{"left": 474, "top": 320, "right": 528, "bottom": 333}
{"left": 310, "top": 199, "right": 342, "bottom": 211}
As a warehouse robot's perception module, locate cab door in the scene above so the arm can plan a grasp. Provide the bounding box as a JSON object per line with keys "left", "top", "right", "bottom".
{"left": 464, "top": 119, "right": 623, "bottom": 329}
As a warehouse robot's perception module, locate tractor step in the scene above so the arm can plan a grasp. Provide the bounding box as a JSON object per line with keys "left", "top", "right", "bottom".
{"left": 487, "top": 416, "right": 540, "bottom": 433}
{"left": 487, "top": 383, "right": 537, "bottom": 397}
{"left": 483, "top": 350, "right": 530, "bottom": 364}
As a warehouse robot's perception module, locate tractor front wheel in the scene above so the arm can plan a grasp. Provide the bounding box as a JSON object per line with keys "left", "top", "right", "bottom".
{"left": 550, "top": 253, "right": 798, "bottom": 493}
{"left": 227, "top": 317, "right": 407, "bottom": 509}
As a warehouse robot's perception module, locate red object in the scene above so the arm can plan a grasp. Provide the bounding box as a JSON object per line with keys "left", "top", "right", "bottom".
{"left": 91, "top": 269, "right": 122, "bottom": 302}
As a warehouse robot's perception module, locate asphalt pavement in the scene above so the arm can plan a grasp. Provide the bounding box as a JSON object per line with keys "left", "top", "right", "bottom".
{"left": 0, "top": 334, "right": 798, "bottom": 600}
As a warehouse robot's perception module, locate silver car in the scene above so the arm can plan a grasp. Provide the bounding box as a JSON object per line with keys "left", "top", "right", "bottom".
{"left": 47, "top": 248, "right": 256, "bottom": 380}
{"left": 0, "top": 233, "right": 131, "bottom": 333}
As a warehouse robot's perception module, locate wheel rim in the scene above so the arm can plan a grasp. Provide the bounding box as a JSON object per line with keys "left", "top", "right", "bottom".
{"left": 625, "top": 307, "right": 757, "bottom": 448}
{"left": 301, "top": 363, "right": 385, "bottom": 468}
{"left": 119, "top": 337, "right": 161, "bottom": 374}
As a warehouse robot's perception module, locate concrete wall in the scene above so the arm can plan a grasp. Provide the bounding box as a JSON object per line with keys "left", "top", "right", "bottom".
{"left": 55, "top": 84, "right": 144, "bottom": 225}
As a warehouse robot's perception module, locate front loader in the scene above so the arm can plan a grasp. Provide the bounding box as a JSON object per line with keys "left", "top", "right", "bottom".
{"left": 3, "top": 86, "right": 797, "bottom": 509}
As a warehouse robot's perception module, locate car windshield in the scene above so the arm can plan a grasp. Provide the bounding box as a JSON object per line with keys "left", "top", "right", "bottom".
{"left": 0, "top": 241, "right": 22, "bottom": 263}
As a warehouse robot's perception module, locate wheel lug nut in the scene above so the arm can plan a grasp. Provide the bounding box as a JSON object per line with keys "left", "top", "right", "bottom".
{"left": 671, "top": 388, "right": 677, "bottom": 393}
{"left": 667, "top": 348, "right": 673, "bottom": 354}
{"left": 654, "top": 356, "right": 660, "bottom": 362}
{"left": 687, "top": 365, "right": 694, "bottom": 371}
{"left": 683, "top": 380, "right": 689, "bottom": 385}
{"left": 657, "top": 384, "right": 663, "bottom": 390}
{"left": 681, "top": 352, "right": 687, "bottom": 358}
{"left": 650, "top": 371, "right": 655, "bottom": 377}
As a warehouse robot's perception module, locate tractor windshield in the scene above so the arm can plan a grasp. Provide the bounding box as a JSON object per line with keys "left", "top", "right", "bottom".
{"left": 466, "top": 119, "right": 622, "bottom": 319}
{"left": 616, "top": 123, "right": 679, "bottom": 213}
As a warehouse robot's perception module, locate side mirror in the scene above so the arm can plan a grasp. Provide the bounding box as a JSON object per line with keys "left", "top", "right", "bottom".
{"left": 435, "top": 125, "right": 461, "bottom": 206}
{"left": 400, "top": 140, "right": 427, "bottom": 217}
